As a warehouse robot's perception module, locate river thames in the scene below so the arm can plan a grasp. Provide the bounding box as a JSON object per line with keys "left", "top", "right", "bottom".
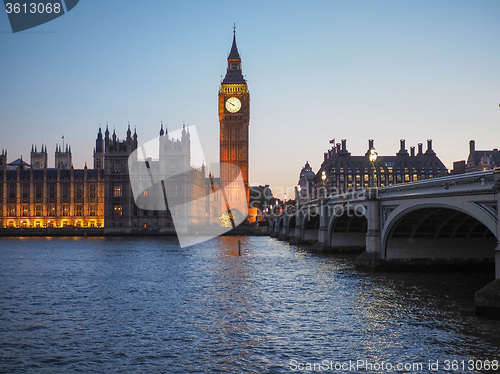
{"left": 1, "top": 236, "right": 499, "bottom": 373}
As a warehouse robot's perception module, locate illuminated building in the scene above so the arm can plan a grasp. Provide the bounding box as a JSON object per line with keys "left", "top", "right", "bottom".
{"left": 219, "top": 28, "right": 250, "bottom": 214}
{"left": 309, "top": 139, "right": 448, "bottom": 197}
{"left": 0, "top": 147, "right": 104, "bottom": 229}
{"left": 465, "top": 140, "right": 499, "bottom": 172}
{"left": 0, "top": 125, "right": 207, "bottom": 231}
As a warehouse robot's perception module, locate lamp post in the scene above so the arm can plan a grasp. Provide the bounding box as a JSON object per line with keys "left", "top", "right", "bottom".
{"left": 321, "top": 170, "right": 327, "bottom": 198}
{"left": 369, "top": 148, "right": 378, "bottom": 188}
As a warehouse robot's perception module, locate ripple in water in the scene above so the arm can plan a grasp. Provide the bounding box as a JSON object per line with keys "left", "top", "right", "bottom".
{"left": 0, "top": 236, "right": 499, "bottom": 373}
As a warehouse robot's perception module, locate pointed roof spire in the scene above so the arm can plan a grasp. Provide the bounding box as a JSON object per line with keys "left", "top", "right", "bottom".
{"left": 223, "top": 25, "right": 245, "bottom": 84}
{"left": 228, "top": 23, "right": 241, "bottom": 60}
{"left": 160, "top": 121, "right": 164, "bottom": 136}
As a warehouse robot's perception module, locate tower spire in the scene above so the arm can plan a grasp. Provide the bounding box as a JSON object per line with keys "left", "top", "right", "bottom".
{"left": 223, "top": 26, "right": 245, "bottom": 84}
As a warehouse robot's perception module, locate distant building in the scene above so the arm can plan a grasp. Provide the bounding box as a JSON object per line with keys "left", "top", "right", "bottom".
{"left": 249, "top": 184, "right": 275, "bottom": 220}
{"left": 465, "top": 140, "right": 500, "bottom": 173}
{"left": 297, "top": 161, "right": 315, "bottom": 201}
{"left": 302, "top": 138, "right": 448, "bottom": 198}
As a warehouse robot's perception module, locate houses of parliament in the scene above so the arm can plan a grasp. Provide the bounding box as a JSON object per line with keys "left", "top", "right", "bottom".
{"left": 0, "top": 30, "right": 251, "bottom": 231}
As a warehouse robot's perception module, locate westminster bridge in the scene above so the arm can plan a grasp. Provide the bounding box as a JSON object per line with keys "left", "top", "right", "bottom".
{"left": 268, "top": 168, "right": 500, "bottom": 318}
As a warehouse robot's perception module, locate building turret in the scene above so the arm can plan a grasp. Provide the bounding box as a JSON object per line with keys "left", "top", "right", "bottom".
{"left": 133, "top": 128, "right": 138, "bottom": 148}
{"left": 55, "top": 142, "right": 72, "bottom": 169}
{"left": 30, "top": 143, "right": 48, "bottom": 168}
{"left": 94, "top": 127, "right": 105, "bottom": 170}
{"left": 0, "top": 149, "right": 7, "bottom": 169}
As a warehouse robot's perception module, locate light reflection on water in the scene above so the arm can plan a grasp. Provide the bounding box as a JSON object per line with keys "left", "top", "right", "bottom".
{"left": 0, "top": 236, "right": 499, "bottom": 373}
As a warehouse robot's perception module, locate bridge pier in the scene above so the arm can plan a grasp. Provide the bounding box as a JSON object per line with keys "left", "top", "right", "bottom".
{"left": 316, "top": 201, "right": 330, "bottom": 250}
{"left": 289, "top": 210, "right": 303, "bottom": 244}
{"left": 355, "top": 188, "right": 384, "bottom": 270}
{"left": 278, "top": 214, "right": 289, "bottom": 241}
{"left": 475, "top": 167, "right": 500, "bottom": 319}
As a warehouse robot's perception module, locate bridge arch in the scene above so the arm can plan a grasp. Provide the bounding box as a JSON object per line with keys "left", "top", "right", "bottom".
{"left": 382, "top": 203, "right": 497, "bottom": 260}
{"left": 301, "top": 207, "right": 320, "bottom": 243}
{"left": 328, "top": 205, "right": 368, "bottom": 250}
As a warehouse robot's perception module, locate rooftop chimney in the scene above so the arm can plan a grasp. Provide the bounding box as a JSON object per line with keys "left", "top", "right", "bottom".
{"left": 368, "top": 139, "right": 374, "bottom": 150}
{"left": 410, "top": 146, "right": 415, "bottom": 157}
{"left": 400, "top": 139, "right": 406, "bottom": 151}
{"left": 427, "top": 139, "right": 433, "bottom": 151}
{"left": 469, "top": 140, "right": 475, "bottom": 153}
{"left": 418, "top": 143, "right": 423, "bottom": 155}
{"left": 341, "top": 139, "right": 346, "bottom": 152}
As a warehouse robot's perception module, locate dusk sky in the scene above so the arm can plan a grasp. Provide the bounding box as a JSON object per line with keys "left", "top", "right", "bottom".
{"left": 1, "top": 0, "right": 499, "bottom": 198}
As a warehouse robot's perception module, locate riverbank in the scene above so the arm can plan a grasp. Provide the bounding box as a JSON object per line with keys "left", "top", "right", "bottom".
{"left": 0, "top": 225, "right": 269, "bottom": 237}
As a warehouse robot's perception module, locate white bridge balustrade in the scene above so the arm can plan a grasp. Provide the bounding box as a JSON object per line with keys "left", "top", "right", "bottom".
{"left": 267, "top": 168, "right": 500, "bottom": 319}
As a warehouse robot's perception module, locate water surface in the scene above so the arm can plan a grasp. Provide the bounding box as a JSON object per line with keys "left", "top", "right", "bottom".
{"left": 0, "top": 236, "right": 499, "bottom": 373}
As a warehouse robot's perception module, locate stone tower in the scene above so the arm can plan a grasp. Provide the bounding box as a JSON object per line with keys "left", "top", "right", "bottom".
{"left": 30, "top": 144, "right": 48, "bottom": 169}
{"left": 55, "top": 144, "right": 72, "bottom": 169}
{"left": 218, "top": 27, "right": 250, "bottom": 209}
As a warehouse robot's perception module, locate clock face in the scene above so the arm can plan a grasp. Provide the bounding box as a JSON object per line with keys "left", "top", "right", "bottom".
{"left": 225, "top": 97, "right": 241, "bottom": 113}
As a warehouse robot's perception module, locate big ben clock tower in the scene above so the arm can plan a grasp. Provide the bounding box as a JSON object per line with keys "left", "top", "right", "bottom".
{"left": 219, "top": 27, "right": 250, "bottom": 210}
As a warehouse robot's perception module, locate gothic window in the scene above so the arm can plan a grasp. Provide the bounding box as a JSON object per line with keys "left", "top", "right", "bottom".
{"left": 35, "top": 205, "right": 42, "bottom": 217}
{"left": 35, "top": 184, "right": 42, "bottom": 199}
{"left": 62, "top": 205, "right": 69, "bottom": 216}
{"left": 22, "top": 204, "right": 29, "bottom": 217}
{"left": 76, "top": 204, "right": 83, "bottom": 216}
{"left": 62, "top": 184, "right": 69, "bottom": 199}
{"left": 114, "top": 205, "right": 123, "bottom": 217}
{"left": 8, "top": 184, "right": 15, "bottom": 199}
{"left": 89, "top": 185, "right": 96, "bottom": 199}
{"left": 48, "top": 204, "right": 56, "bottom": 216}
{"left": 22, "top": 185, "right": 29, "bottom": 199}
{"left": 76, "top": 185, "right": 84, "bottom": 199}
{"left": 90, "top": 204, "right": 97, "bottom": 216}
{"left": 49, "top": 185, "right": 56, "bottom": 199}
{"left": 114, "top": 184, "right": 122, "bottom": 197}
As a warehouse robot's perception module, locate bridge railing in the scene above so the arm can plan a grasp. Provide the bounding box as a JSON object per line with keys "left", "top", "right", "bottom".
{"left": 377, "top": 169, "right": 495, "bottom": 198}
{"left": 268, "top": 169, "right": 497, "bottom": 218}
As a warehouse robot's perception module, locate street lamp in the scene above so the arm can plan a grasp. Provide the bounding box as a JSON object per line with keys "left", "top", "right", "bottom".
{"left": 321, "top": 170, "right": 327, "bottom": 198}
{"left": 368, "top": 148, "right": 378, "bottom": 188}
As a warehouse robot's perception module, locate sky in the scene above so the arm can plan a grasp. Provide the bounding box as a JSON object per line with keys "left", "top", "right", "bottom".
{"left": 1, "top": 0, "right": 499, "bottom": 198}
